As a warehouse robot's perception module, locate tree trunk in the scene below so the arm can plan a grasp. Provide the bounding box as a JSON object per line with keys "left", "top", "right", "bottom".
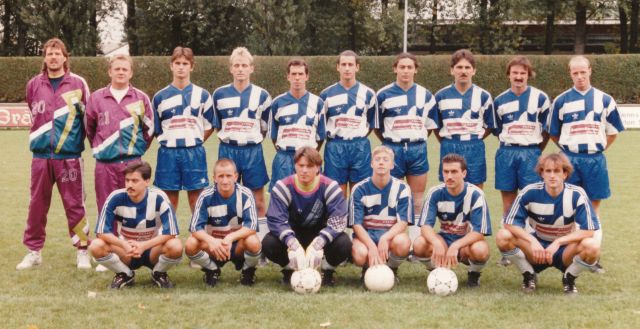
{"left": 348, "top": 4, "right": 356, "bottom": 51}
{"left": 126, "top": 0, "right": 139, "bottom": 55}
{"left": 88, "top": 0, "right": 97, "bottom": 56}
{"left": 631, "top": 0, "right": 639, "bottom": 52}
{"left": 2, "top": 0, "right": 12, "bottom": 55}
{"left": 479, "top": 0, "right": 488, "bottom": 54}
{"left": 574, "top": 0, "right": 587, "bottom": 54}
{"left": 620, "top": 1, "right": 629, "bottom": 54}
{"left": 429, "top": 0, "right": 437, "bottom": 54}
{"left": 544, "top": 0, "right": 555, "bottom": 54}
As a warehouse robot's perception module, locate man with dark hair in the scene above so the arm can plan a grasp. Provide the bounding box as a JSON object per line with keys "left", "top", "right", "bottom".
{"left": 434, "top": 49, "right": 495, "bottom": 189}
{"left": 89, "top": 161, "right": 183, "bottom": 289}
{"left": 320, "top": 50, "right": 377, "bottom": 196}
{"left": 497, "top": 153, "right": 600, "bottom": 294}
{"left": 267, "top": 58, "right": 327, "bottom": 191}
{"left": 152, "top": 46, "right": 215, "bottom": 212}
{"left": 262, "top": 147, "right": 351, "bottom": 287}
{"left": 18, "top": 38, "right": 92, "bottom": 270}
{"left": 413, "top": 153, "right": 492, "bottom": 288}
{"left": 186, "top": 159, "right": 262, "bottom": 287}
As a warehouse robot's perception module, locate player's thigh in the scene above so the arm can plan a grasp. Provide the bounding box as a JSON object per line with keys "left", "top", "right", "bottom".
{"left": 235, "top": 233, "right": 262, "bottom": 255}
{"left": 154, "top": 147, "right": 182, "bottom": 190}
{"left": 237, "top": 144, "right": 270, "bottom": 189}
{"left": 389, "top": 232, "right": 411, "bottom": 256}
{"left": 411, "top": 235, "right": 433, "bottom": 257}
{"left": 351, "top": 237, "right": 369, "bottom": 265}
{"left": 406, "top": 142, "right": 429, "bottom": 176}
{"left": 494, "top": 147, "right": 519, "bottom": 191}
{"left": 460, "top": 239, "right": 489, "bottom": 262}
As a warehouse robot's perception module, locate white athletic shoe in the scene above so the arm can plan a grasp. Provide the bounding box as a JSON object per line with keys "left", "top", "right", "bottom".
{"left": 77, "top": 249, "right": 92, "bottom": 269}
{"left": 95, "top": 264, "right": 109, "bottom": 272}
{"left": 189, "top": 260, "right": 202, "bottom": 269}
{"left": 16, "top": 250, "right": 42, "bottom": 270}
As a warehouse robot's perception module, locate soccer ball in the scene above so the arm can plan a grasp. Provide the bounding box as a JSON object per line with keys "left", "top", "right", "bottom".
{"left": 427, "top": 267, "right": 458, "bottom": 296}
{"left": 364, "top": 264, "right": 395, "bottom": 292}
{"left": 290, "top": 268, "right": 322, "bottom": 294}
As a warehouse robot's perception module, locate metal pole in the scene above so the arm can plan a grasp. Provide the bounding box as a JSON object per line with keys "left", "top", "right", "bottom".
{"left": 403, "top": 0, "right": 408, "bottom": 52}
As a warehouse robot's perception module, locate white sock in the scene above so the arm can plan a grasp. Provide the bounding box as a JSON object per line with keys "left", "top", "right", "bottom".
{"left": 415, "top": 257, "right": 435, "bottom": 270}
{"left": 566, "top": 255, "right": 595, "bottom": 278}
{"left": 594, "top": 219, "right": 603, "bottom": 245}
{"left": 243, "top": 249, "right": 262, "bottom": 270}
{"left": 153, "top": 254, "right": 182, "bottom": 273}
{"left": 386, "top": 253, "right": 406, "bottom": 269}
{"left": 468, "top": 260, "right": 487, "bottom": 273}
{"left": 188, "top": 250, "right": 218, "bottom": 271}
{"left": 502, "top": 248, "right": 534, "bottom": 274}
{"left": 96, "top": 253, "right": 132, "bottom": 276}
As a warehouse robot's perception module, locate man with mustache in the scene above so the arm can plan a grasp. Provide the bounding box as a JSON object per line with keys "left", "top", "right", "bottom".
{"left": 547, "top": 55, "right": 625, "bottom": 273}
{"left": 491, "top": 56, "right": 551, "bottom": 266}
{"left": 434, "top": 49, "right": 495, "bottom": 189}
{"left": 89, "top": 162, "right": 183, "bottom": 289}
{"left": 412, "top": 153, "right": 492, "bottom": 288}
{"left": 18, "top": 38, "right": 92, "bottom": 270}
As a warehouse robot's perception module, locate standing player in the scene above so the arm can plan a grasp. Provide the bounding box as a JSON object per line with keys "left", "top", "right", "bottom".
{"left": 86, "top": 55, "right": 154, "bottom": 215}
{"left": 262, "top": 147, "right": 351, "bottom": 286}
{"left": 267, "top": 58, "right": 326, "bottom": 191}
{"left": 375, "top": 52, "right": 437, "bottom": 219}
{"left": 349, "top": 146, "right": 412, "bottom": 280}
{"left": 18, "top": 38, "right": 92, "bottom": 270}
{"left": 434, "top": 49, "right": 495, "bottom": 189}
{"left": 492, "top": 56, "right": 550, "bottom": 266}
{"left": 152, "top": 46, "right": 214, "bottom": 212}
{"left": 547, "top": 55, "right": 624, "bottom": 272}
{"left": 413, "top": 154, "right": 492, "bottom": 287}
{"left": 497, "top": 153, "right": 600, "bottom": 294}
{"left": 212, "top": 47, "right": 271, "bottom": 217}
{"left": 186, "top": 159, "right": 262, "bottom": 287}
{"left": 320, "top": 50, "right": 377, "bottom": 196}
{"left": 89, "top": 162, "right": 183, "bottom": 289}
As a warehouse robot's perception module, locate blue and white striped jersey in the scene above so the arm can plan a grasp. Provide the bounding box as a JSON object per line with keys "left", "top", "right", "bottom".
{"left": 96, "top": 187, "right": 179, "bottom": 240}
{"left": 505, "top": 182, "right": 600, "bottom": 242}
{"left": 152, "top": 83, "right": 214, "bottom": 148}
{"left": 267, "top": 91, "right": 326, "bottom": 151}
{"left": 320, "top": 81, "right": 377, "bottom": 140}
{"left": 547, "top": 87, "right": 625, "bottom": 154}
{"left": 418, "top": 183, "right": 492, "bottom": 237}
{"left": 434, "top": 84, "right": 495, "bottom": 141}
{"left": 348, "top": 177, "right": 413, "bottom": 240}
{"left": 493, "top": 86, "right": 550, "bottom": 146}
{"left": 376, "top": 82, "right": 437, "bottom": 143}
{"left": 212, "top": 83, "right": 272, "bottom": 146}
{"left": 189, "top": 183, "right": 258, "bottom": 238}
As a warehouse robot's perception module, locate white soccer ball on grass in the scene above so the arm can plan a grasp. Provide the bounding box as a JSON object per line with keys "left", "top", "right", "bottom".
{"left": 364, "top": 264, "right": 395, "bottom": 292}
{"left": 427, "top": 267, "right": 458, "bottom": 296}
{"left": 291, "top": 268, "right": 322, "bottom": 294}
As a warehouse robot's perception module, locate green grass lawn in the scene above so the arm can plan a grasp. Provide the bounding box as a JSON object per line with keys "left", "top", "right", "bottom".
{"left": 1, "top": 130, "right": 639, "bottom": 329}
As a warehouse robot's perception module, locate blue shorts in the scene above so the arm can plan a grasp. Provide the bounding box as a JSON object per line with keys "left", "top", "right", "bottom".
{"left": 155, "top": 146, "right": 209, "bottom": 191}
{"left": 213, "top": 242, "right": 244, "bottom": 271}
{"left": 129, "top": 249, "right": 154, "bottom": 270}
{"left": 324, "top": 138, "right": 372, "bottom": 185}
{"left": 531, "top": 236, "right": 568, "bottom": 273}
{"left": 219, "top": 143, "right": 269, "bottom": 190}
{"left": 438, "top": 232, "right": 464, "bottom": 247}
{"left": 495, "top": 146, "right": 542, "bottom": 191}
{"left": 439, "top": 139, "right": 486, "bottom": 185}
{"left": 384, "top": 141, "right": 429, "bottom": 178}
{"left": 564, "top": 152, "right": 610, "bottom": 200}
{"left": 269, "top": 150, "right": 295, "bottom": 191}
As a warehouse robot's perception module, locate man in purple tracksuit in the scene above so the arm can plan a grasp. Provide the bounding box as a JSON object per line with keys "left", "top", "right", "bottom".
{"left": 85, "top": 55, "right": 154, "bottom": 216}
{"left": 18, "top": 38, "right": 92, "bottom": 270}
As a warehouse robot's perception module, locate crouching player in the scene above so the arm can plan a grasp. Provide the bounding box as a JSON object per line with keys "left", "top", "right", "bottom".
{"left": 497, "top": 153, "right": 600, "bottom": 294}
{"left": 263, "top": 147, "right": 351, "bottom": 286}
{"left": 349, "top": 146, "right": 412, "bottom": 281}
{"left": 185, "top": 159, "right": 262, "bottom": 287}
{"left": 89, "top": 162, "right": 182, "bottom": 289}
{"left": 413, "top": 154, "right": 492, "bottom": 288}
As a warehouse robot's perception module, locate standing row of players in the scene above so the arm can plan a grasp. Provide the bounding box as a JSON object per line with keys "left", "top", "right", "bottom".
{"left": 18, "top": 38, "right": 622, "bottom": 292}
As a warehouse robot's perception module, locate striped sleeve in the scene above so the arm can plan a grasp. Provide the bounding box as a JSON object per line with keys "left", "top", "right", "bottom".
{"left": 320, "top": 180, "right": 348, "bottom": 243}
{"left": 418, "top": 186, "right": 439, "bottom": 227}
{"left": 395, "top": 182, "right": 413, "bottom": 224}
{"left": 240, "top": 186, "right": 259, "bottom": 231}
{"left": 189, "top": 187, "right": 213, "bottom": 232}
{"left": 468, "top": 188, "right": 492, "bottom": 235}
{"left": 156, "top": 189, "right": 179, "bottom": 236}
{"left": 95, "top": 190, "right": 121, "bottom": 234}
{"left": 348, "top": 181, "right": 366, "bottom": 228}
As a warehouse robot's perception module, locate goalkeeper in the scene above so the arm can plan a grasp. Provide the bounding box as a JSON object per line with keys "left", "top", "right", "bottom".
{"left": 263, "top": 147, "right": 351, "bottom": 287}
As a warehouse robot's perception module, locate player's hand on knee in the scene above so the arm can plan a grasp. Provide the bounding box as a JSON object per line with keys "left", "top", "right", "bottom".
{"left": 368, "top": 250, "right": 382, "bottom": 266}
{"left": 287, "top": 238, "right": 306, "bottom": 270}
{"left": 305, "top": 237, "right": 326, "bottom": 269}
{"left": 530, "top": 240, "right": 546, "bottom": 264}
{"left": 208, "top": 238, "right": 227, "bottom": 261}
{"left": 545, "top": 241, "right": 560, "bottom": 264}
{"left": 432, "top": 241, "right": 447, "bottom": 267}
{"left": 445, "top": 246, "right": 459, "bottom": 268}
{"left": 377, "top": 239, "right": 390, "bottom": 263}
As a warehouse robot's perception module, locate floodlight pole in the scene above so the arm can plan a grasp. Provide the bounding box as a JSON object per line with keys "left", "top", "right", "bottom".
{"left": 403, "top": 0, "right": 408, "bottom": 53}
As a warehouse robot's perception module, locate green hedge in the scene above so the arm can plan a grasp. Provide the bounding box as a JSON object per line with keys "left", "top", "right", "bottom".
{"left": 2, "top": 55, "right": 640, "bottom": 103}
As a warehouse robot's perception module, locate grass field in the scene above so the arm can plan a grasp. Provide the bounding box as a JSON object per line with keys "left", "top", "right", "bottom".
{"left": 1, "top": 130, "right": 639, "bottom": 329}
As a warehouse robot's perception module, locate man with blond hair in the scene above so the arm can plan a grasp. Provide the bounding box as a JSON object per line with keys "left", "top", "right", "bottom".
{"left": 212, "top": 47, "right": 272, "bottom": 217}
{"left": 153, "top": 46, "right": 215, "bottom": 212}
{"left": 18, "top": 38, "right": 92, "bottom": 270}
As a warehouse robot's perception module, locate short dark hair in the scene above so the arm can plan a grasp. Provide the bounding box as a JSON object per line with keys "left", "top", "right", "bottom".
{"left": 535, "top": 153, "right": 573, "bottom": 177}
{"left": 451, "top": 49, "right": 475, "bottom": 68}
{"left": 442, "top": 153, "right": 467, "bottom": 171}
{"left": 506, "top": 55, "right": 535, "bottom": 78}
{"left": 287, "top": 57, "right": 308, "bottom": 74}
{"left": 393, "top": 52, "right": 419, "bottom": 69}
{"left": 124, "top": 161, "right": 152, "bottom": 180}
{"left": 337, "top": 50, "right": 359, "bottom": 65}
{"left": 294, "top": 146, "right": 322, "bottom": 167}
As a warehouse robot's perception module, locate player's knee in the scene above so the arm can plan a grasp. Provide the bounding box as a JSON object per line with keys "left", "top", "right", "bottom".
{"left": 184, "top": 236, "right": 201, "bottom": 256}
{"left": 469, "top": 240, "right": 490, "bottom": 262}
{"left": 495, "top": 228, "right": 514, "bottom": 251}
{"left": 580, "top": 237, "right": 601, "bottom": 259}
{"left": 351, "top": 241, "right": 368, "bottom": 266}
{"left": 243, "top": 234, "right": 262, "bottom": 253}
{"left": 412, "top": 236, "right": 431, "bottom": 257}
{"left": 88, "top": 238, "right": 108, "bottom": 258}
{"left": 390, "top": 234, "right": 411, "bottom": 256}
{"left": 164, "top": 238, "right": 183, "bottom": 258}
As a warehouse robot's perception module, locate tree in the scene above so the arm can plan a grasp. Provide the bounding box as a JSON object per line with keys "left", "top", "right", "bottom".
{"left": 575, "top": 0, "right": 588, "bottom": 54}
{"left": 631, "top": 0, "right": 639, "bottom": 51}
{"left": 619, "top": 0, "right": 629, "bottom": 53}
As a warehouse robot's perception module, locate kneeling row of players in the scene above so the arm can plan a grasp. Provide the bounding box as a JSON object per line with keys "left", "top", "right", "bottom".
{"left": 90, "top": 147, "right": 601, "bottom": 295}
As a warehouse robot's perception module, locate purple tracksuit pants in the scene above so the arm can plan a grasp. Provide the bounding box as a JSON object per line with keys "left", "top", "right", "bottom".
{"left": 94, "top": 158, "right": 141, "bottom": 214}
